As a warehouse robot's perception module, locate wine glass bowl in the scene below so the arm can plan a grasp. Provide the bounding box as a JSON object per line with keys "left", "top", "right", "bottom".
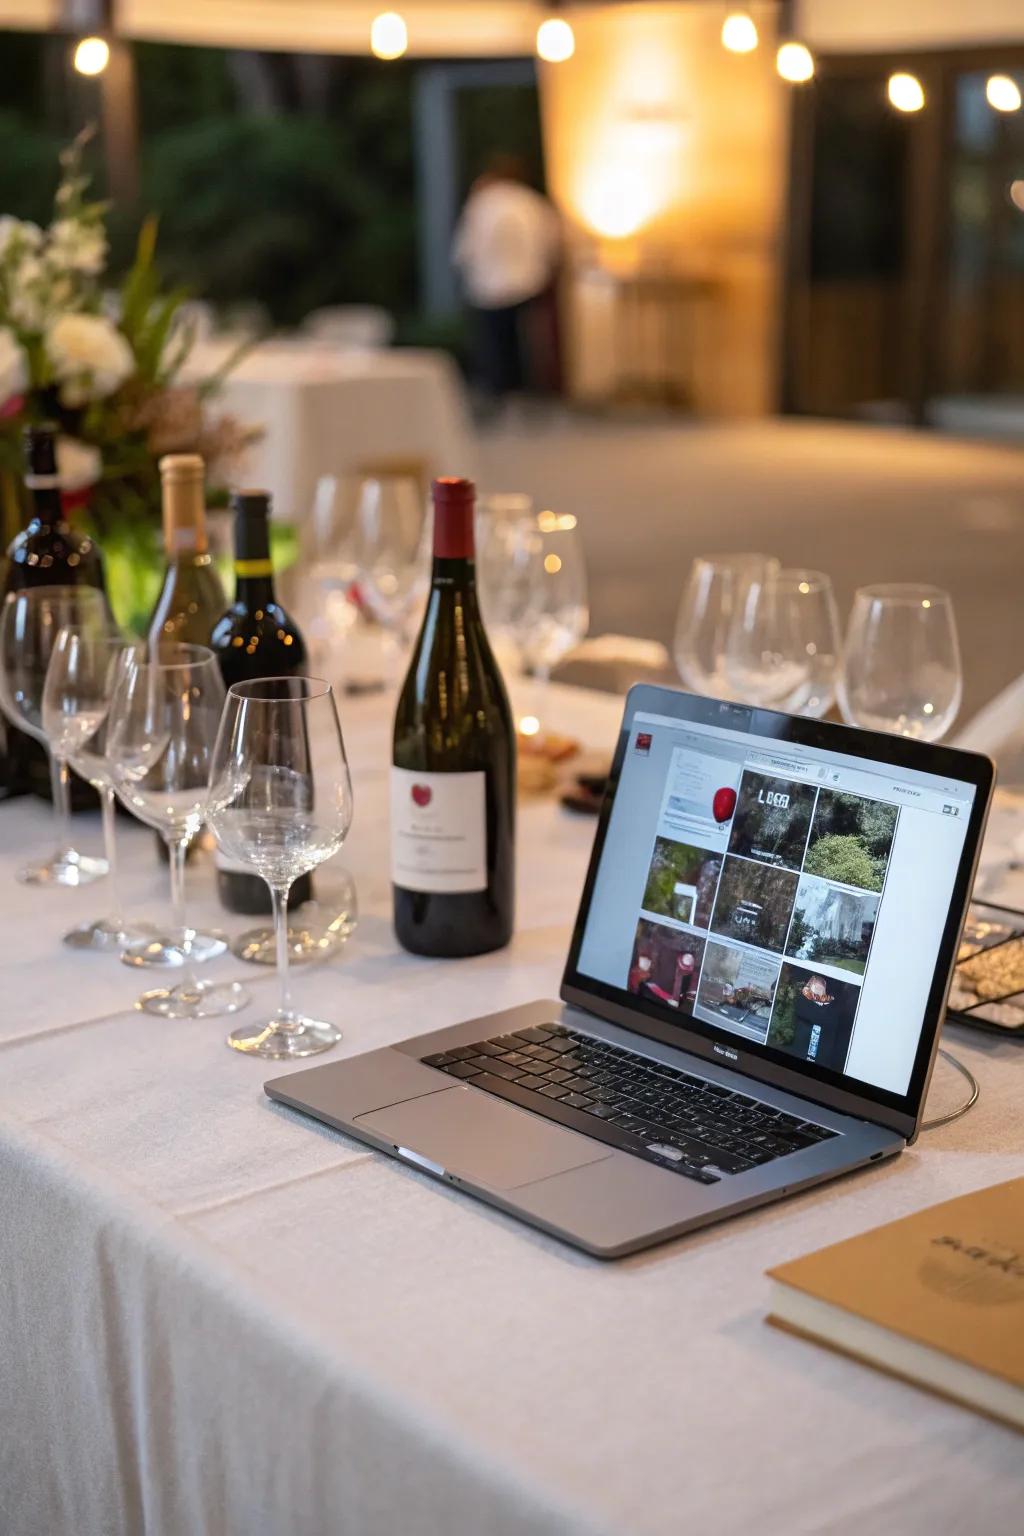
{"left": 674, "top": 553, "right": 778, "bottom": 700}
{"left": 0, "top": 585, "right": 110, "bottom": 886}
{"left": 838, "top": 584, "right": 963, "bottom": 742}
{"left": 518, "top": 510, "right": 588, "bottom": 732}
{"left": 207, "top": 675, "right": 354, "bottom": 1058}
{"left": 355, "top": 475, "right": 429, "bottom": 642}
{"left": 724, "top": 567, "right": 840, "bottom": 717}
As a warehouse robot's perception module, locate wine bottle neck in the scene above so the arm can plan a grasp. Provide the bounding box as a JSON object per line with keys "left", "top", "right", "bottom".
{"left": 234, "top": 568, "right": 276, "bottom": 608}
{"left": 25, "top": 483, "right": 64, "bottom": 529}
{"left": 430, "top": 555, "right": 478, "bottom": 591}
{"left": 233, "top": 507, "right": 276, "bottom": 607}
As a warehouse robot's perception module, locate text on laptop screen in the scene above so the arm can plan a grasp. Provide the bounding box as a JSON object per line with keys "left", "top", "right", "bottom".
{"left": 576, "top": 711, "right": 976, "bottom": 1097}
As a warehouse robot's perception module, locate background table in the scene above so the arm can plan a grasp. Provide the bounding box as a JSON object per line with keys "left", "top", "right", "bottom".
{"left": 0, "top": 682, "right": 1021, "bottom": 1536}
{"left": 184, "top": 339, "right": 477, "bottom": 522}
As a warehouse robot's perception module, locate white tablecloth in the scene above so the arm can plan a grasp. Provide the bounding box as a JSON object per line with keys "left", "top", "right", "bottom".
{"left": 0, "top": 683, "right": 1021, "bottom": 1536}
{"left": 184, "top": 339, "right": 476, "bottom": 521}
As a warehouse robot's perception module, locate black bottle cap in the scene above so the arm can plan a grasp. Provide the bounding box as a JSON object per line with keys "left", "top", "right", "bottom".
{"left": 230, "top": 488, "right": 272, "bottom": 566}
{"left": 23, "top": 422, "right": 59, "bottom": 478}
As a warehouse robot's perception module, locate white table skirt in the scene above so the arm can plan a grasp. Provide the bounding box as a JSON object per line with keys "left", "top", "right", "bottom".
{"left": 184, "top": 340, "right": 477, "bottom": 521}
{"left": 0, "top": 682, "right": 1021, "bottom": 1536}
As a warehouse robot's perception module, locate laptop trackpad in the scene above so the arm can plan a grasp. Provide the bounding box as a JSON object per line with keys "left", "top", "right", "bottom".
{"left": 356, "top": 1086, "right": 611, "bottom": 1190}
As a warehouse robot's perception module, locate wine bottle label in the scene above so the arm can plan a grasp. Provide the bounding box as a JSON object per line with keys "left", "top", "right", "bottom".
{"left": 390, "top": 767, "right": 487, "bottom": 893}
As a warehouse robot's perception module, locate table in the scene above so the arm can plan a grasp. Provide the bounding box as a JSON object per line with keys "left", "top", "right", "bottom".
{"left": 183, "top": 339, "right": 477, "bottom": 522}
{"left": 1, "top": 682, "right": 1021, "bottom": 1536}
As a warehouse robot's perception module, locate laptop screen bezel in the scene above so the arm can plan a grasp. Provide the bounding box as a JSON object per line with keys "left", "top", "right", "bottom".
{"left": 560, "top": 684, "right": 994, "bottom": 1140}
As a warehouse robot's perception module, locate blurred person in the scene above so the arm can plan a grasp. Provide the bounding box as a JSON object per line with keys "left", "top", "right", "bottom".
{"left": 452, "top": 154, "right": 561, "bottom": 408}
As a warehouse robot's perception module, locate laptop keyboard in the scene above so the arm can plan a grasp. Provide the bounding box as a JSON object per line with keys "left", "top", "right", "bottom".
{"left": 421, "top": 1024, "right": 838, "bottom": 1186}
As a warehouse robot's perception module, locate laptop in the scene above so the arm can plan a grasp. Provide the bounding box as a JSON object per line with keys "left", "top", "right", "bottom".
{"left": 266, "top": 685, "right": 994, "bottom": 1257}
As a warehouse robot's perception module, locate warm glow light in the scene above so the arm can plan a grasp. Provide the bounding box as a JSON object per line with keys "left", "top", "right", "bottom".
{"left": 370, "top": 12, "right": 407, "bottom": 60}
{"left": 776, "top": 42, "right": 814, "bottom": 84}
{"left": 1011, "top": 180, "right": 1024, "bottom": 212}
{"left": 888, "top": 72, "right": 926, "bottom": 113}
{"left": 798, "top": 580, "right": 810, "bottom": 594}
{"left": 519, "top": 715, "right": 540, "bottom": 736}
{"left": 721, "top": 12, "right": 758, "bottom": 54}
{"left": 986, "top": 74, "right": 1022, "bottom": 113}
{"left": 73, "top": 36, "right": 110, "bottom": 76}
{"left": 537, "top": 17, "right": 575, "bottom": 64}
{"left": 544, "top": 553, "right": 563, "bottom": 574}
{"left": 538, "top": 510, "right": 577, "bottom": 531}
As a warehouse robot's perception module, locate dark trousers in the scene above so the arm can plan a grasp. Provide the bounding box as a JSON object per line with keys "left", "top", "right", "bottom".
{"left": 474, "top": 302, "right": 527, "bottom": 397}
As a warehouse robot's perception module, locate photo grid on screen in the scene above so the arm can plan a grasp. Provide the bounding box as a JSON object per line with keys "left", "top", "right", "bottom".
{"left": 633, "top": 755, "right": 900, "bottom": 1075}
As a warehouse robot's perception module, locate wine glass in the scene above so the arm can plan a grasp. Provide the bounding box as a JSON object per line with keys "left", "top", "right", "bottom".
{"left": 519, "top": 510, "right": 589, "bottom": 733}
{"left": 355, "top": 475, "right": 429, "bottom": 673}
{"left": 42, "top": 626, "right": 156, "bottom": 950}
{"left": 839, "top": 584, "right": 963, "bottom": 741}
{"left": 475, "top": 493, "right": 541, "bottom": 678}
{"left": 107, "top": 643, "right": 248, "bottom": 1017}
{"left": 230, "top": 864, "right": 358, "bottom": 966}
{"left": 207, "top": 676, "right": 354, "bottom": 1058}
{"left": 674, "top": 554, "right": 778, "bottom": 700}
{"left": 724, "top": 568, "right": 840, "bottom": 716}
{"left": 0, "top": 585, "right": 110, "bottom": 886}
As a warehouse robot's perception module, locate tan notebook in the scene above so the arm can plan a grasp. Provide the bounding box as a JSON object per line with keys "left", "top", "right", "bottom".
{"left": 767, "top": 1178, "right": 1024, "bottom": 1432}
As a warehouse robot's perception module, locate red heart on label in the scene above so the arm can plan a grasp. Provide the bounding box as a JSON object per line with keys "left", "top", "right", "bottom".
{"left": 411, "top": 784, "right": 432, "bottom": 808}
{"left": 712, "top": 786, "right": 737, "bottom": 824}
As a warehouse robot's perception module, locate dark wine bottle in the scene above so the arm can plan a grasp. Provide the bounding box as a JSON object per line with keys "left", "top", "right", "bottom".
{"left": 391, "top": 476, "right": 515, "bottom": 957}
{"left": 210, "top": 489, "right": 312, "bottom": 914}
{"left": 147, "top": 454, "right": 227, "bottom": 650}
{"left": 3, "top": 422, "right": 107, "bottom": 804}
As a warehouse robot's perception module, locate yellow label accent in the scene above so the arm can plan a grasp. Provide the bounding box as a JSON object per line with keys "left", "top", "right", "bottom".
{"left": 235, "top": 557, "right": 273, "bottom": 577}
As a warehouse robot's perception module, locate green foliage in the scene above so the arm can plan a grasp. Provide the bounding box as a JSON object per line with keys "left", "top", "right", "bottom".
{"left": 804, "top": 833, "right": 880, "bottom": 892}
{"left": 767, "top": 975, "right": 798, "bottom": 1048}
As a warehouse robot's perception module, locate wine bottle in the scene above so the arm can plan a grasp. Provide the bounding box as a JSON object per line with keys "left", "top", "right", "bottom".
{"left": 3, "top": 422, "right": 107, "bottom": 803}
{"left": 391, "top": 476, "right": 515, "bottom": 957}
{"left": 210, "top": 489, "right": 312, "bottom": 914}
{"left": 147, "top": 454, "right": 227, "bottom": 651}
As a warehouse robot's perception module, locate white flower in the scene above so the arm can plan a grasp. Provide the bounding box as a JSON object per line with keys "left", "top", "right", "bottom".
{"left": 45, "top": 312, "right": 134, "bottom": 406}
{"left": 0, "top": 216, "right": 43, "bottom": 262}
{"left": 49, "top": 217, "right": 107, "bottom": 277}
{"left": 56, "top": 435, "right": 102, "bottom": 493}
{"left": 0, "top": 326, "right": 28, "bottom": 403}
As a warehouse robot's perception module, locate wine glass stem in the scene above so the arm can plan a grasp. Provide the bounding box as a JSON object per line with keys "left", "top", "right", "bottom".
{"left": 50, "top": 753, "right": 73, "bottom": 860}
{"left": 101, "top": 787, "right": 123, "bottom": 929}
{"left": 168, "top": 836, "right": 196, "bottom": 989}
{"left": 271, "top": 883, "right": 294, "bottom": 1024}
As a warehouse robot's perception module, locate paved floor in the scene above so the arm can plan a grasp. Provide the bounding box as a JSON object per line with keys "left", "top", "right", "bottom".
{"left": 476, "top": 412, "right": 1024, "bottom": 727}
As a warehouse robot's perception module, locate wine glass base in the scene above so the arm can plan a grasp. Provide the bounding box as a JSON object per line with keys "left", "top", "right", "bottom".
{"left": 227, "top": 1015, "right": 342, "bottom": 1059}
{"left": 137, "top": 980, "right": 250, "bottom": 1019}
{"left": 231, "top": 925, "right": 344, "bottom": 966}
{"left": 63, "top": 917, "right": 158, "bottom": 952}
{"left": 120, "top": 930, "right": 228, "bottom": 969}
{"left": 17, "top": 851, "right": 109, "bottom": 888}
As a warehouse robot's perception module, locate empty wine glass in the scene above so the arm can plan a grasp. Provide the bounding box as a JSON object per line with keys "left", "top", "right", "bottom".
{"left": 839, "top": 584, "right": 963, "bottom": 741}
{"left": 107, "top": 644, "right": 248, "bottom": 1017}
{"left": 42, "top": 626, "right": 155, "bottom": 950}
{"left": 207, "top": 676, "right": 354, "bottom": 1058}
{"left": 519, "top": 510, "right": 588, "bottom": 732}
{"left": 674, "top": 554, "right": 779, "bottom": 700}
{"left": 355, "top": 475, "right": 429, "bottom": 676}
{"left": 0, "top": 585, "right": 110, "bottom": 886}
{"left": 724, "top": 568, "right": 840, "bottom": 716}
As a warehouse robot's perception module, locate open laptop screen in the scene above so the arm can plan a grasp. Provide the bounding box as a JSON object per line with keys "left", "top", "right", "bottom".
{"left": 568, "top": 691, "right": 986, "bottom": 1116}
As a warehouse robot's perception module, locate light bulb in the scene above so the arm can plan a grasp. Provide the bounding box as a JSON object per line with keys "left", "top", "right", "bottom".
{"left": 537, "top": 17, "right": 575, "bottom": 64}
{"left": 887, "top": 72, "right": 925, "bottom": 113}
{"left": 721, "top": 13, "right": 758, "bottom": 54}
{"left": 986, "top": 74, "right": 1022, "bottom": 113}
{"left": 776, "top": 42, "right": 814, "bottom": 84}
{"left": 370, "top": 12, "right": 407, "bottom": 60}
{"left": 73, "top": 36, "right": 110, "bottom": 76}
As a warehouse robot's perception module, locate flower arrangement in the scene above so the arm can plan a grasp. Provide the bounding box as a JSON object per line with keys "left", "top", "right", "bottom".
{"left": 0, "top": 130, "right": 259, "bottom": 627}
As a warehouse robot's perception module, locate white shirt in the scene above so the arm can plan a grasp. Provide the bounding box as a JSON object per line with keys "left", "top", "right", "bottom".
{"left": 452, "top": 181, "right": 561, "bottom": 309}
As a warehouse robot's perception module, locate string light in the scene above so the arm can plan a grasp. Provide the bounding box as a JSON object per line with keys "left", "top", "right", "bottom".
{"left": 73, "top": 36, "right": 110, "bottom": 76}
{"left": 721, "top": 12, "right": 758, "bottom": 54}
{"left": 370, "top": 12, "right": 407, "bottom": 60}
{"left": 537, "top": 17, "right": 575, "bottom": 64}
{"left": 888, "top": 72, "right": 926, "bottom": 113}
{"left": 776, "top": 42, "right": 814, "bottom": 84}
{"left": 986, "top": 74, "right": 1022, "bottom": 113}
